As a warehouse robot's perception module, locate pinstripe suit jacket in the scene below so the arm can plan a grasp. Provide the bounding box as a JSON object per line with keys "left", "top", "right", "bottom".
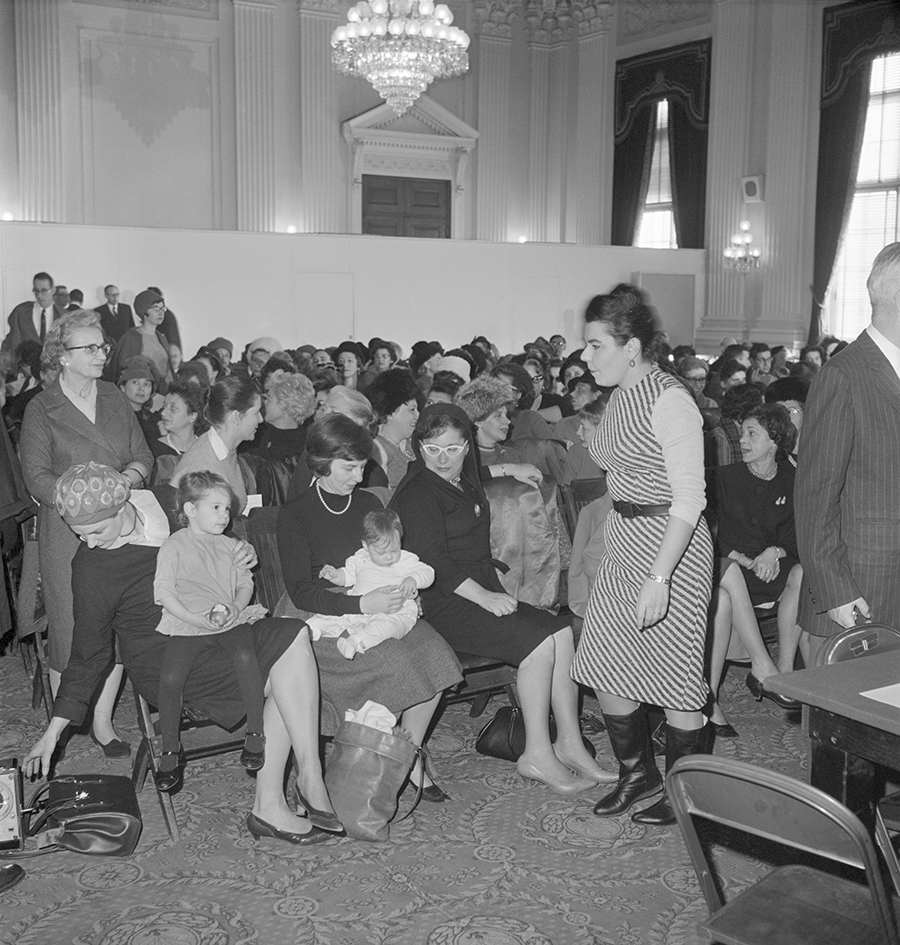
{"left": 796, "top": 330, "right": 900, "bottom": 636}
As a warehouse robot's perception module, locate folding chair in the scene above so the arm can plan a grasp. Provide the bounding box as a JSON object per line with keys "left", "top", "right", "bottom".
{"left": 816, "top": 623, "right": 900, "bottom": 667}
{"left": 668, "top": 755, "right": 899, "bottom": 945}
{"left": 557, "top": 477, "right": 607, "bottom": 544}
{"left": 15, "top": 519, "right": 52, "bottom": 722}
{"left": 131, "top": 685, "right": 245, "bottom": 842}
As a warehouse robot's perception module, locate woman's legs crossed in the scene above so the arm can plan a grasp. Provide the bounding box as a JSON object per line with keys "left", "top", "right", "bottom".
{"left": 400, "top": 693, "right": 442, "bottom": 788}
{"left": 720, "top": 561, "right": 779, "bottom": 682}
{"left": 707, "top": 588, "right": 733, "bottom": 725}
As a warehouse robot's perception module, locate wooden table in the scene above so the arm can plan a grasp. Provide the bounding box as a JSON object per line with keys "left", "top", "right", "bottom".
{"left": 766, "top": 651, "right": 900, "bottom": 812}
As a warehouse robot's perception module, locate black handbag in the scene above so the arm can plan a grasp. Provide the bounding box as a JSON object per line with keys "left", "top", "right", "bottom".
{"left": 475, "top": 706, "right": 597, "bottom": 763}
{"left": 28, "top": 774, "right": 142, "bottom": 856}
{"left": 324, "top": 721, "right": 424, "bottom": 842}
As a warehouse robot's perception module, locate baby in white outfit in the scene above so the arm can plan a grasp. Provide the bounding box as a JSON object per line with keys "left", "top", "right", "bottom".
{"left": 309, "top": 508, "right": 434, "bottom": 659}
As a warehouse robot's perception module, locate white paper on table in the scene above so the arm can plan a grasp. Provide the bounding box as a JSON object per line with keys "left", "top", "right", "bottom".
{"left": 860, "top": 683, "right": 900, "bottom": 709}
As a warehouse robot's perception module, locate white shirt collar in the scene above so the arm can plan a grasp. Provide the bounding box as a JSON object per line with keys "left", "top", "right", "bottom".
{"left": 866, "top": 324, "right": 900, "bottom": 382}
{"left": 208, "top": 426, "right": 230, "bottom": 461}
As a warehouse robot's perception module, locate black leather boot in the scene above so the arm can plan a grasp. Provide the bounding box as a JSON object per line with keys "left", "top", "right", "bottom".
{"left": 631, "top": 723, "right": 708, "bottom": 826}
{"left": 592, "top": 707, "right": 664, "bottom": 817}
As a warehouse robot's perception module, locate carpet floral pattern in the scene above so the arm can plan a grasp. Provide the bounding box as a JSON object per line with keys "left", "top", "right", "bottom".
{"left": 0, "top": 653, "right": 806, "bottom": 944}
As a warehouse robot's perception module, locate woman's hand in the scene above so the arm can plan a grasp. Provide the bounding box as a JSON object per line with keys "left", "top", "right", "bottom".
{"left": 751, "top": 547, "right": 780, "bottom": 583}
{"left": 507, "top": 464, "right": 543, "bottom": 489}
{"left": 232, "top": 540, "right": 258, "bottom": 572}
{"left": 24, "top": 720, "right": 69, "bottom": 779}
{"left": 636, "top": 579, "right": 670, "bottom": 629}
{"left": 478, "top": 590, "right": 518, "bottom": 616}
{"left": 360, "top": 588, "right": 405, "bottom": 614}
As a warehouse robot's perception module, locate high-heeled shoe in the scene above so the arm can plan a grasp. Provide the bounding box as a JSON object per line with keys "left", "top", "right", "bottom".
{"left": 420, "top": 783, "right": 452, "bottom": 803}
{"left": 710, "top": 720, "right": 739, "bottom": 739}
{"left": 246, "top": 812, "right": 333, "bottom": 845}
{"left": 745, "top": 672, "right": 800, "bottom": 710}
{"left": 516, "top": 758, "right": 595, "bottom": 795}
{"left": 293, "top": 784, "right": 344, "bottom": 834}
{"left": 553, "top": 747, "right": 619, "bottom": 783}
{"left": 154, "top": 748, "right": 186, "bottom": 794}
{"left": 90, "top": 730, "right": 131, "bottom": 758}
{"left": 240, "top": 732, "right": 265, "bottom": 771}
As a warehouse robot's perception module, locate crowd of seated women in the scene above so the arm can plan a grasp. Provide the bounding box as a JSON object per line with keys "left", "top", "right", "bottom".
{"left": 6, "top": 300, "right": 851, "bottom": 846}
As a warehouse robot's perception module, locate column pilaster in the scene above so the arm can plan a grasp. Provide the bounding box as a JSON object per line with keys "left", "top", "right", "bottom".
{"left": 473, "top": 0, "right": 517, "bottom": 241}
{"left": 696, "top": 0, "right": 754, "bottom": 350}
{"left": 234, "top": 0, "right": 276, "bottom": 231}
{"left": 757, "top": 0, "right": 816, "bottom": 349}
{"left": 14, "top": 0, "right": 64, "bottom": 222}
{"left": 298, "top": 0, "right": 343, "bottom": 233}
{"left": 571, "top": 1, "right": 612, "bottom": 245}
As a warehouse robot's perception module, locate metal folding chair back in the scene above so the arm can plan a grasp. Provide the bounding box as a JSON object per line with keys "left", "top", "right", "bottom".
{"left": 817, "top": 623, "right": 900, "bottom": 667}
{"left": 668, "top": 755, "right": 899, "bottom": 945}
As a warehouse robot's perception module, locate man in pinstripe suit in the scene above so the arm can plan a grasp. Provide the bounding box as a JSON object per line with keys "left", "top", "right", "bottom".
{"left": 796, "top": 242, "right": 900, "bottom": 662}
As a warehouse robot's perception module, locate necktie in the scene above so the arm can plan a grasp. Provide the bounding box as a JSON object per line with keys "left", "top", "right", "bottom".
{"left": 39, "top": 308, "right": 46, "bottom": 342}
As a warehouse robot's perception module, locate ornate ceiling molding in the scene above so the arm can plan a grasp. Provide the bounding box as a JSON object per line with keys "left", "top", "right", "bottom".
{"left": 571, "top": 0, "right": 611, "bottom": 37}
{"left": 73, "top": 0, "right": 218, "bottom": 17}
{"left": 618, "top": 0, "right": 711, "bottom": 41}
{"left": 473, "top": 0, "right": 519, "bottom": 39}
{"left": 296, "top": 0, "right": 340, "bottom": 14}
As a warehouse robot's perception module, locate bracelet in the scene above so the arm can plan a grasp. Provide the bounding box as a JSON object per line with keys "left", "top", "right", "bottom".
{"left": 647, "top": 573, "right": 671, "bottom": 586}
{"left": 501, "top": 463, "right": 507, "bottom": 477}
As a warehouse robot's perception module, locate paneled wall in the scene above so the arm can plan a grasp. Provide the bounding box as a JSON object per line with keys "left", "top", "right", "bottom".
{"left": 0, "top": 0, "right": 829, "bottom": 349}
{"left": 0, "top": 220, "right": 705, "bottom": 359}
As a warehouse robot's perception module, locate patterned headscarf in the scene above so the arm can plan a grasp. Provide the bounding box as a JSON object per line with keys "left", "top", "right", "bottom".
{"left": 55, "top": 463, "right": 131, "bottom": 526}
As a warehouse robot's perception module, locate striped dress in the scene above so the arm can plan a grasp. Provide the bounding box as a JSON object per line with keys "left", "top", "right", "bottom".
{"left": 571, "top": 369, "right": 713, "bottom": 710}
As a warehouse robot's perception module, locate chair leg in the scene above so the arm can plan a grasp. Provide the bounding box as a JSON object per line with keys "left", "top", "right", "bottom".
{"left": 132, "top": 737, "right": 151, "bottom": 794}
{"left": 875, "top": 795, "right": 900, "bottom": 896}
{"left": 468, "top": 692, "right": 491, "bottom": 718}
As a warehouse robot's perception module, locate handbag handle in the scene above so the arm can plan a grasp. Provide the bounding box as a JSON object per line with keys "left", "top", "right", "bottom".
{"left": 392, "top": 746, "right": 426, "bottom": 825}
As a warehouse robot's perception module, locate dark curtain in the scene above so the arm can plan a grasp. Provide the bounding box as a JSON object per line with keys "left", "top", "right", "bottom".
{"left": 612, "top": 39, "right": 711, "bottom": 248}
{"left": 611, "top": 105, "right": 655, "bottom": 247}
{"left": 809, "top": 0, "right": 900, "bottom": 342}
{"left": 809, "top": 65, "right": 870, "bottom": 343}
{"left": 668, "top": 99, "right": 707, "bottom": 250}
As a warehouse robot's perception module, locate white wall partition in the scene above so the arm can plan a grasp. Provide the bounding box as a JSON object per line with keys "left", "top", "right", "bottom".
{"left": 0, "top": 222, "right": 705, "bottom": 358}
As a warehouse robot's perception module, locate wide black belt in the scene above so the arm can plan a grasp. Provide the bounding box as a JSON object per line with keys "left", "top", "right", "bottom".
{"left": 613, "top": 500, "right": 671, "bottom": 518}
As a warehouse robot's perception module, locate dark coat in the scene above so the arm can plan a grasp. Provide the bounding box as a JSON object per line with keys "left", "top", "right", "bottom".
{"left": 94, "top": 302, "right": 135, "bottom": 342}
{"left": 0, "top": 301, "right": 64, "bottom": 357}
{"left": 796, "top": 331, "right": 900, "bottom": 635}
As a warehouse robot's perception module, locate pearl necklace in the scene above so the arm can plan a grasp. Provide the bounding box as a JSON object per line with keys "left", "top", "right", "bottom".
{"left": 748, "top": 463, "right": 777, "bottom": 481}
{"left": 316, "top": 479, "right": 352, "bottom": 515}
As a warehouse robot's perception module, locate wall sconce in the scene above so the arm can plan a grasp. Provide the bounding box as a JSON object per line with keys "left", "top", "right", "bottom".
{"left": 723, "top": 220, "right": 761, "bottom": 272}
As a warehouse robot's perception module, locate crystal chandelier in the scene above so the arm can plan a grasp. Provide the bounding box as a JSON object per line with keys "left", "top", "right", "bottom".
{"left": 723, "top": 220, "right": 762, "bottom": 272}
{"left": 331, "top": 0, "right": 470, "bottom": 117}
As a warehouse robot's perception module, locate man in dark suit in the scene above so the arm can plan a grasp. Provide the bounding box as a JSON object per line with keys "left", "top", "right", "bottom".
{"left": 796, "top": 242, "right": 900, "bottom": 662}
{"left": 94, "top": 284, "right": 135, "bottom": 342}
{"left": 0, "top": 272, "right": 63, "bottom": 359}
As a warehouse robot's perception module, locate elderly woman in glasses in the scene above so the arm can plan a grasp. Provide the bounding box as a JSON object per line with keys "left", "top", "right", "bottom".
{"left": 20, "top": 310, "right": 152, "bottom": 757}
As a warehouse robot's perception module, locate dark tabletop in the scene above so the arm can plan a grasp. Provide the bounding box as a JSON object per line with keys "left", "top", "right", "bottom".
{"left": 767, "top": 650, "right": 900, "bottom": 738}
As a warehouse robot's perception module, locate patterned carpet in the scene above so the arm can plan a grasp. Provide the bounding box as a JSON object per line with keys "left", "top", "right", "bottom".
{"left": 0, "top": 650, "right": 807, "bottom": 945}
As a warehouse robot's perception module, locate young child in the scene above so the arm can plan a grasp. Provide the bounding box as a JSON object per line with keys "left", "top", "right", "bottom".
{"left": 153, "top": 471, "right": 268, "bottom": 792}
{"left": 313, "top": 508, "right": 434, "bottom": 659}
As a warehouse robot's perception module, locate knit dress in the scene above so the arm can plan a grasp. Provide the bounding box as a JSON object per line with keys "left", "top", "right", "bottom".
{"left": 571, "top": 369, "right": 713, "bottom": 711}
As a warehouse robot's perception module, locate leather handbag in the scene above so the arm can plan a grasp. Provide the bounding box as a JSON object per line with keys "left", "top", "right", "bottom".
{"left": 28, "top": 774, "right": 142, "bottom": 856}
{"left": 324, "top": 721, "right": 423, "bottom": 842}
{"left": 475, "top": 706, "right": 597, "bottom": 763}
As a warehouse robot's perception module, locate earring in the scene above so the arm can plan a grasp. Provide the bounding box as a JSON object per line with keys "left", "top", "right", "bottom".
{"left": 629, "top": 358, "right": 636, "bottom": 368}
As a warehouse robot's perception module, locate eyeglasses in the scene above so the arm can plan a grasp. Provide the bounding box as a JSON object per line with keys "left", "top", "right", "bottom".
{"left": 683, "top": 376, "right": 707, "bottom": 385}
{"left": 65, "top": 343, "right": 112, "bottom": 356}
{"left": 33, "top": 286, "right": 52, "bottom": 295}
{"left": 421, "top": 443, "right": 467, "bottom": 459}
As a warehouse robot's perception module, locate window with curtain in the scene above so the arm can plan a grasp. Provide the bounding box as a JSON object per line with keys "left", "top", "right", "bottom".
{"left": 635, "top": 100, "right": 678, "bottom": 250}
{"left": 826, "top": 52, "right": 900, "bottom": 340}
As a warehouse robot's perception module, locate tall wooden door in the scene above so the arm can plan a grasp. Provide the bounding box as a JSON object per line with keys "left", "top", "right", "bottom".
{"left": 362, "top": 176, "right": 451, "bottom": 238}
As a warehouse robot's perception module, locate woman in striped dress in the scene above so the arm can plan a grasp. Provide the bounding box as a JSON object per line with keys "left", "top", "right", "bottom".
{"left": 571, "top": 284, "right": 713, "bottom": 826}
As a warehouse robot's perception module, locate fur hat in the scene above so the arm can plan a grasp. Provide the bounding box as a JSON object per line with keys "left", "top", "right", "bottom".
{"left": 365, "top": 368, "right": 419, "bottom": 423}
{"left": 456, "top": 375, "right": 515, "bottom": 424}
{"left": 55, "top": 462, "right": 131, "bottom": 526}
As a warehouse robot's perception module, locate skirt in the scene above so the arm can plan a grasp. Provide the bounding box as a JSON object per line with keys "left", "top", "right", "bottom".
{"left": 275, "top": 592, "right": 463, "bottom": 735}
{"left": 572, "top": 510, "right": 713, "bottom": 711}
